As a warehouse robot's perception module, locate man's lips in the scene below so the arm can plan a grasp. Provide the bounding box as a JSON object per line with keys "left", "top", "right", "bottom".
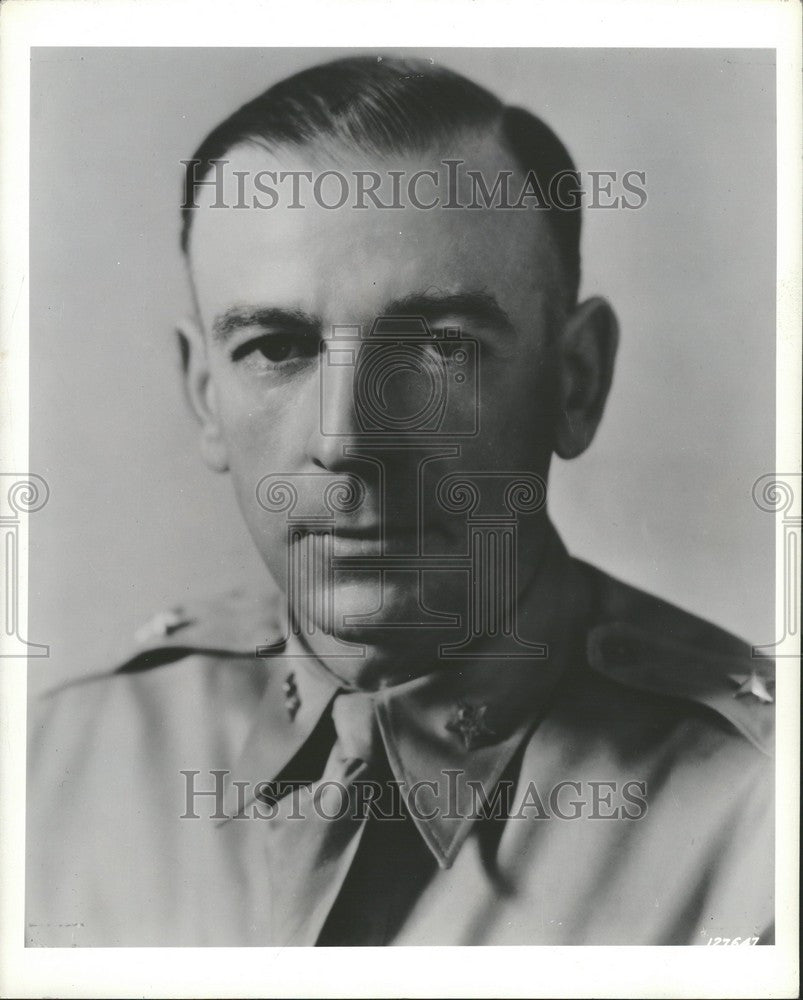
{"left": 333, "top": 524, "right": 415, "bottom": 540}
{"left": 289, "top": 522, "right": 444, "bottom": 551}
{"left": 289, "top": 520, "right": 415, "bottom": 537}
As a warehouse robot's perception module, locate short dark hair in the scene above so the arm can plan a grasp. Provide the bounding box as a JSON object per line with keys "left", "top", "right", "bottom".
{"left": 181, "top": 55, "right": 581, "bottom": 304}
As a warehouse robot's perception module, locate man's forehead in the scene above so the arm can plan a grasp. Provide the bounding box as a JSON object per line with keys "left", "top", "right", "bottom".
{"left": 187, "top": 135, "right": 559, "bottom": 323}
{"left": 190, "top": 127, "right": 521, "bottom": 203}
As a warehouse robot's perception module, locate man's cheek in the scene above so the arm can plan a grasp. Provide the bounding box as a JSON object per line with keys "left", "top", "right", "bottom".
{"left": 220, "top": 404, "right": 291, "bottom": 476}
{"left": 232, "top": 481, "right": 291, "bottom": 581}
{"left": 220, "top": 383, "right": 306, "bottom": 453}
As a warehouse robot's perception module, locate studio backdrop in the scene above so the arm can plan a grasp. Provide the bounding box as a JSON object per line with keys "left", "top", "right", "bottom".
{"left": 27, "top": 47, "right": 776, "bottom": 692}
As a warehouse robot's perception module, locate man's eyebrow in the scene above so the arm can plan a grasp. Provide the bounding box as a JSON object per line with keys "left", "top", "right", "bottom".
{"left": 380, "top": 291, "right": 514, "bottom": 332}
{"left": 212, "top": 306, "right": 321, "bottom": 342}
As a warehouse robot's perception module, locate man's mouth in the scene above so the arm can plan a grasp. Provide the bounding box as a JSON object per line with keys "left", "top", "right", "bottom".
{"left": 290, "top": 522, "right": 440, "bottom": 555}
{"left": 334, "top": 524, "right": 416, "bottom": 540}
{"left": 335, "top": 523, "right": 420, "bottom": 551}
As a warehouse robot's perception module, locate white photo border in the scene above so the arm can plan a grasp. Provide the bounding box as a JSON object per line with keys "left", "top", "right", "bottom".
{"left": 0, "top": 1, "right": 799, "bottom": 997}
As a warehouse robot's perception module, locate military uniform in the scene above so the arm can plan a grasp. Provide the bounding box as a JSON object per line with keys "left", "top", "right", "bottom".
{"left": 26, "top": 534, "right": 774, "bottom": 946}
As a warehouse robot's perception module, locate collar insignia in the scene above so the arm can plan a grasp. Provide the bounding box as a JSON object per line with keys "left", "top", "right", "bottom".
{"left": 283, "top": 672, "right": 301, "bottom": 720}
{"left": 446, "top": 701, "right": 496, "bottom": 750}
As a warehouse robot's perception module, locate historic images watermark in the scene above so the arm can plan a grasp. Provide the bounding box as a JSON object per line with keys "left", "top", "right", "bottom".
{"left": 751, "top": 473, "right": 801, "bottom": 658}
{"left": 0, "top": 473, "right": 50, "bottom": 657}
{"left": 180, "top": 769, "right": 649, "bottom": 823}
{"left": 253, "top": 314, "right": 549, "bottom": 659}
{"left": 181, "top": 160, "right": 648, "bottom": 214}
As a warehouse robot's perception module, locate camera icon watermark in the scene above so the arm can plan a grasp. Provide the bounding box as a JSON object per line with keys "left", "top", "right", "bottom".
{"left": 253, "top": 306, "right": 555, "bottom": 657}
{"left": 319, "top": 316, "right": 480, "bottom": 439}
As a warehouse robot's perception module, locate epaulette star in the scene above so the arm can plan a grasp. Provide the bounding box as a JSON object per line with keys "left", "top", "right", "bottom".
{"left": 134, "top": 608, "right": 194, "bottom": 645}
{"left": 729, "top": 670, "right": 774, "bottom": 704}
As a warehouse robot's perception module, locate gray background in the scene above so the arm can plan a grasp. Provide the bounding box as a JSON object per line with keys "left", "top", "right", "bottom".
{"left": 28, "top": 48, "right": 776, "bottom": 693}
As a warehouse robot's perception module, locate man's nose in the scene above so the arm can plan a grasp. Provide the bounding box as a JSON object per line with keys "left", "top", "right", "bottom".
{"left": 304, "top": 353, "right": 362, "bottom": 471}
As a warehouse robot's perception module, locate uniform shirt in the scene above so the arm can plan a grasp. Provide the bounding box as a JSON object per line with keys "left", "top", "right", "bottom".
{"left": 26, "top": 535, "right": 774, "bottom": 946}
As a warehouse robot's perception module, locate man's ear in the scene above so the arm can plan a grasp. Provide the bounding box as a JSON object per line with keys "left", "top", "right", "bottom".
{"left": 175, "top": 316, "right": 229, "bottom": 473}
{"left": 553, "top": 296, "right": 619, "bottom": 460}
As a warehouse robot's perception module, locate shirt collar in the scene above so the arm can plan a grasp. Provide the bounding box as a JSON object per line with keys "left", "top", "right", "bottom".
{"left": 224, "top": 523, "right": 588, "bottom": 868}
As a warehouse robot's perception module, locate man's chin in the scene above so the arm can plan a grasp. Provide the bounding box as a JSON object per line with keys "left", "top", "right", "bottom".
{"left": 297, "top": 576, "right": 461, "bottom": 688}
{"left": 307, "top": 629, "right": 449, "bottom": 690}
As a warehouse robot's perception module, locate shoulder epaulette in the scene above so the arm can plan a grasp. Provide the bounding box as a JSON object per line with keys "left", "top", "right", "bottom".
{"left": 588, "top": 620, "right": 775, "bottom": 756}
{"left": 109, "top": 587, "right": 285, "bottom": 673}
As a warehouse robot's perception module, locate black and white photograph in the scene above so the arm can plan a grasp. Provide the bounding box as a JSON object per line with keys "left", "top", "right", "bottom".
{"left": 0, "top": 2, "right": 799, "bottom": 997}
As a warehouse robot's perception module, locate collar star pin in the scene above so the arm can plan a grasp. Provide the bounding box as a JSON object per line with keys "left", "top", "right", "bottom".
{"left": 283, "top": 672, "right": 301, "bottom": 720}
{"left": 729, "top": 670, "right": 774, "bottom": 704}
{"left": 446, "top": 701, "right": 495, "bottom": 750}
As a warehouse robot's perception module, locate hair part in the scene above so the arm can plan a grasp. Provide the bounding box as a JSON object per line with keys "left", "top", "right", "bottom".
{"left": 181, "top": 55, "right": 582, "bottom": 306}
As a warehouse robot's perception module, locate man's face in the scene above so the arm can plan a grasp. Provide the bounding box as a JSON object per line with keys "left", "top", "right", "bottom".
{"left": 186, "top": 132, "right": 568, "bottom": 687}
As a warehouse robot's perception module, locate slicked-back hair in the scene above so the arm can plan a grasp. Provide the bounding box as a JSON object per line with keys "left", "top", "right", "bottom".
{"left": 181, "top": 55, "right": 581, "bottom": 305}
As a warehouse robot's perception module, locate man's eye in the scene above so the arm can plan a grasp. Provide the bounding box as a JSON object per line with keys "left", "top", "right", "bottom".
{"left": 231, "top": 333, "right": 315, "bottom": 367}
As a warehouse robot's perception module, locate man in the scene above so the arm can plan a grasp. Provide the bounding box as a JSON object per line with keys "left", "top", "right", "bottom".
{"left": 27, "top": 55, "right": 774, "bottom": 946}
